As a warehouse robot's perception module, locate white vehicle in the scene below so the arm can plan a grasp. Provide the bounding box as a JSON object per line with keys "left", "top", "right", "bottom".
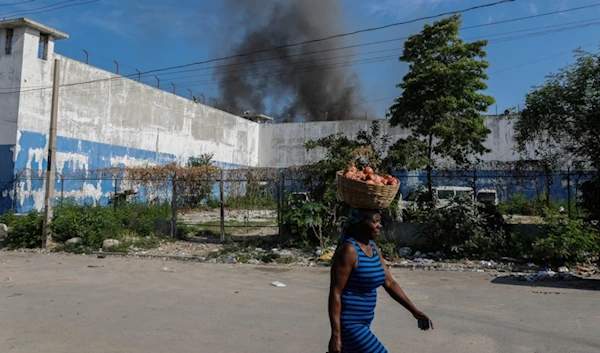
{"left": 476, "top": 188, "right": 499, "bottom": 206}
{"left": 435, "top": 186, "right": 474, "bottom": 207}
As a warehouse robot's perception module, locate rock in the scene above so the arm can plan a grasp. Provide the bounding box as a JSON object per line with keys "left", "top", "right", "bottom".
{"left": 0, "top": 223, "right": 8, "bottom": 240}
{"left": 279, "top": 249, "right": 292, "bottom": 256}
{"left": 102, "top": 239, "right": 120, "bottom": 249}
{"left": 66, "top": 237, "right": 82, "bottom": 244}
{"left": 399, "top": 247, "right": 412, "bottom": 258}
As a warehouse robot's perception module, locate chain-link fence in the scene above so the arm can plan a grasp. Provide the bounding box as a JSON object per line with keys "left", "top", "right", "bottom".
{"left": 1, "top": 165, "right": 598, "bottom": 239}
{"left": 1, "top": 166, "right": 312, "bottom": 241}
{"left": 395, "top": 167, "right": 598, "bottom": 220}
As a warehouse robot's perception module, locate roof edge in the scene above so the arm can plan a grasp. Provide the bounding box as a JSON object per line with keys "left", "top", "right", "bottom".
{"left": 0, "top": 17, "right": 69, "bottom": 40}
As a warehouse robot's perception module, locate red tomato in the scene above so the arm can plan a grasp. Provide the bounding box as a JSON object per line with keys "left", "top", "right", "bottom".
{"left": 363, "top": 167, "right": 374, "bottom": 175}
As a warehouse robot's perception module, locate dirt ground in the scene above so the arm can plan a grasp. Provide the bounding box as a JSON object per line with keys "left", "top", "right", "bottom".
{"left": 1, "top": 252, "right": 599, "bottom": 353}
{"left": 179, "top": 209, "right": 278, "bottom": 224}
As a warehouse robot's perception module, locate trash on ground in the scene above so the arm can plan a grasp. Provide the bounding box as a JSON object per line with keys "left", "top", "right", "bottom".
{"left": 399, "top": 247, "right": 412, "bottom": 258}
{"left": 161, "top": 267, "right": 176, "bottom": 273}
{"left": 270, "top": 281, "right": 286, "bottom": 288}
{"left": 319, "top": 252, "right": 334, "bottom": 262}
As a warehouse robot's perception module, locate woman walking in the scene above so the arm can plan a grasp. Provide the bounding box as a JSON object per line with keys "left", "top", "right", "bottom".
{"left": 328, "top": 208, "right": 433, "bottom": 353}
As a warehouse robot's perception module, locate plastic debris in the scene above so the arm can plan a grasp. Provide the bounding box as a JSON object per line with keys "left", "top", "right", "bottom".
{"left": 270, "top": 281, "right": 286, "bottom": 288}
{"left": 319, "top": 252, "right": 334, "bottom": 262}
{"left": 161, "top": 267, "right": 176, "bottom": 273}
{"left": 399, "top": 247, "right": 412, "bottom": 258}
{"left": 480, "top": 260, "right": 495, "bottom": 268}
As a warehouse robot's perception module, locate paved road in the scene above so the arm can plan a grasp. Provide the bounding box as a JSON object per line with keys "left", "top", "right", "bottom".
{"left": 1, "top": 252, "right": 599, "bottom": 353}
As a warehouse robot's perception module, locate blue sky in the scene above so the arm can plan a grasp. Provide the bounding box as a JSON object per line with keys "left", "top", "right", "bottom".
{"left": 4, "top": 0, "right": 600, "bottom": 118}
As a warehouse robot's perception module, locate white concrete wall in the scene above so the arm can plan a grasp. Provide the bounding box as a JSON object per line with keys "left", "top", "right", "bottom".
{"left": 257, "top": 116, "right": 523, "bottom": 168}
{"left": 0, "top": 26, "right": 25, "bottom": 146}
{"left": 16, "top": 51, "right": 259, "bottom": 170}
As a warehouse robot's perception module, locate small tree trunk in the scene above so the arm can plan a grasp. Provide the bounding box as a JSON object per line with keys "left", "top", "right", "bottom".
{"left": 427, "top": 134, "right": 434, "bottom": 201}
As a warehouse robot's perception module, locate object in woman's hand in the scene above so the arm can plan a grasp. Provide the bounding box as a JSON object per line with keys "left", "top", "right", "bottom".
{"left": 418, "top": 318, "right": 431, "bottom": 330}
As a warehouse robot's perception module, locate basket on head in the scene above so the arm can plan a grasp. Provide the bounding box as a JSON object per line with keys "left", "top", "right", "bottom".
{"left": 336, "top": 171, "right": 400, "bottom": 209}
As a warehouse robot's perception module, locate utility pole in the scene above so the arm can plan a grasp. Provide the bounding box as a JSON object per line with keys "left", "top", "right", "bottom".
{"left": 42, "top": 59, "right": 61, "bottom": 248}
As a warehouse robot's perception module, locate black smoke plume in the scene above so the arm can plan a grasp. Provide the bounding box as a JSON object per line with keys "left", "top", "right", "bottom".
{"left": 215, "top": 0, "right": 368, "bottom": 122}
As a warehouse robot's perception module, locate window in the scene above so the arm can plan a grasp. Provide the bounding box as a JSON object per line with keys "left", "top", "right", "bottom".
{"left": 5, "top": 28, "right": 13, "bottom": 55}
{"left": 38, "top": 34, "right": 48, "bottom": 60}
{"left": 437, "top": 190, "right": 455, "bottom": 200}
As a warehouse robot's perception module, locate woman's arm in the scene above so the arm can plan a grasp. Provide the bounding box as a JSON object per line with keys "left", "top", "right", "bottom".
{"left": 328, "top": 243, "right": 357, "bottom": 352}
{"left": 374, "top": 243, "right": 434, "bottom": 329}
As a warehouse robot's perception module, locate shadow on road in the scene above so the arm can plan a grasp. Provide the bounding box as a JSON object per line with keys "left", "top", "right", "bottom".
{"left": 491, "top": 275, "right": 600, "bottom": 291}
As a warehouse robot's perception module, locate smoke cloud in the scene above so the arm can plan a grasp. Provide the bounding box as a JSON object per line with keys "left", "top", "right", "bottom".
{"left": 214, "top": 0, "right": 368, "bottom": 122}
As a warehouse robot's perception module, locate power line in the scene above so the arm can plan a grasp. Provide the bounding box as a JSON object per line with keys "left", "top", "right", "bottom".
{"left": 0, "top": 0, "right": 35, "bottom": 8}
{"left": 5, "top": 19, "right": 598, "bottom": 96}
{"left": 23, "top": 0, "right": 514, "bottom": 85}
{"left": 0, "top": 0, "right": 97, "bottom": 18}
{"left": 84, "top": 2, "right": 600, "bottom": 83}
{"left": 164, "top": 17, "right": 600, "bottom": 85}
{"left": 1, "top": 1, "right": 596, "bottom": 95}
{"left": 489, "top": 44, "right": 596, "bottom": 74}
{"left": 1, "top": 0, "right": 75, "bottom": 17}
{"left": 132, "top": 0, "right": 514, "bottom": 77}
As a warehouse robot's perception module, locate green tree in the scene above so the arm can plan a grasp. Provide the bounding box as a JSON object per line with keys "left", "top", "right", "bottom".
{"left": 285, "top": 121, "right": 391, "bottom": 244}
{"left": 514, "top": 47, "right": 600, "bottom": 219}
{"left": 184, "top": 153, "right": 217, "bottom": 208}
{"left": 387, "top": 14, "right": 495, "bottom": 198}
{"left": 514, "top": 47, "right": 600, "bottom": 170}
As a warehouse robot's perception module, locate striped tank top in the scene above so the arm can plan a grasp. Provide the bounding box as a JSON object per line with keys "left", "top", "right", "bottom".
{"left": 340, "top": 238, "right": 387, "bottom": 325}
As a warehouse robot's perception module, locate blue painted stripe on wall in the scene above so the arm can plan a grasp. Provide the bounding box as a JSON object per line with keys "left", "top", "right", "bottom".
{"left": 9, "top": 130, "right": 247, "bottom": 213}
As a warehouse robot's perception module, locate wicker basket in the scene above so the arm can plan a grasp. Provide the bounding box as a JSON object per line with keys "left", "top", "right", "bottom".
{"left": 336, "top": 171, "right": 400, "bottom": 209}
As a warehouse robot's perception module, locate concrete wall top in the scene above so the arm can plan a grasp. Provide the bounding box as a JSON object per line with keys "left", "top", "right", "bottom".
{"left": 16, "top": 53, "right": 260, "bottom": 168}
{"left": 258, "top": 116, "right": 523, "bottom": 168}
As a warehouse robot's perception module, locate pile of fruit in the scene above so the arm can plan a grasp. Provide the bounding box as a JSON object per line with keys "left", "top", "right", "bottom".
{"left": 342, "top": 166, "right": 399, "bottom": 186}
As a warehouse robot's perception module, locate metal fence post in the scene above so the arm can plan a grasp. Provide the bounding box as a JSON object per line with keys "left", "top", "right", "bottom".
{"left": 566, "top": 167, "right": 572, "bottom": 218}
{"left": 171, "top": 175, "right": 178, "bottom": 238}
{"left": 279, "top": 174, "right": 286, "bottom": 242}
{"left": 276, "top": 171, "right": 281, "bottom": 240}
{"left": 220, "top": 170, "right": 225, "bottom": 242}
{"left": 114, "top": 176, "right": 118, "bottom": 211}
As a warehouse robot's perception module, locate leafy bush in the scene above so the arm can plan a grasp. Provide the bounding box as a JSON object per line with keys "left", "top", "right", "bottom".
{"left": 532, "top": 211, "right": 600, "bottom": 266}
{"left": 281, "top": 196, "right": 336, "bottom": 250}
{"left": 413, "top": 196, "right": 508, "bottom": 259}
{"left": 3, "top": 212, "right": 44, "bottom": 249}
{"left": 50, "top": 202, "right": 121, "bottom": 247}
{"left": 498, "top": 193, "right": 537, "bottom": 215}
{"left": 50, "top": 200, "right": 171, "bottom": 248}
